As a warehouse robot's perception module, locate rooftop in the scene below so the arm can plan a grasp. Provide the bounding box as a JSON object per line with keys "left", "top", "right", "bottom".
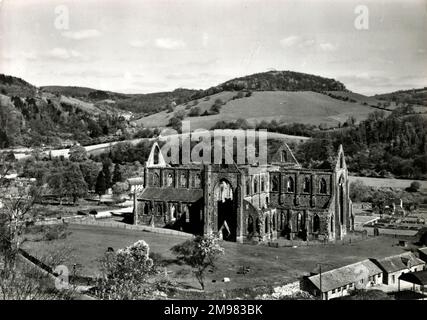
{"left": 308, "top": 259, "right": 383, "bottom": 293}
{"left": 375, "top": 252, "right": 425, "bottom": 273}
{"left": 399, "top": 270, "right": 427, "bottom": 286}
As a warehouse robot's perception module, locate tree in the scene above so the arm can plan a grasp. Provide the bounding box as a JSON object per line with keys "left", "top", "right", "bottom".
{"left": 112, "top": 163, "right": 123, "bottom": 184}
{"left": 94, "top": 240, "right": 159, "bottom": 299}
{"left": 79, "top": 160, "right": 101, "bottom": 191}
{"left": 167, "top": 116, "right": 182, "bottom": 132}
{"left": 112, "top": 182, "right": 129, "bottom": 197}
{"left": 174, "top": 109, "right": 186, "bottom": 120}
{"left": 349, "top": 180, "right": 372, "bottom": 202}
{"left": 210, "top": 103, "right": 221, "bottom": 114}
{"left": 188, "top": 106, "right": 201, "bottom": 117}
{"left": 0, "top": 157, "right": 40, "bottom": 269}
{"left": 408, "top": 181, "right": 421, "bottom": 192}
{"left": 47, "top": 170, "right": 66, "bottom": 204}
{"left": 69, "top": 144, "right": 88, "bottom": 162}
{"left": 102, "top": 160, "right": 112, "bottom": 189}
{"left": 63, "top": 163, "right": 88, "bottom": 204}
{"left": 95, "top": 171, "right": 107, "bottom": 198}
{"left": 171, "top": 235, "right": 224, "bottom": 290}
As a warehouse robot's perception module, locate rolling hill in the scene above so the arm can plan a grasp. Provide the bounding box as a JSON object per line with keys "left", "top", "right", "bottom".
{"left": 0, "top": 74, "right": 136, "bottom": 148}
{"left": 134, "top": 70, "right": 427, "bottom": 130}
{"left": 135, "top": 90, "right": 390, "bottom": 130}
{"left": 2, "top": 70, "right": 426, "bottom": 149}
{"left": 373, "top": 87, "right": 427, "bottom": 106}
{"left": 41, "top": 85, "right": 199, "bottom": 115}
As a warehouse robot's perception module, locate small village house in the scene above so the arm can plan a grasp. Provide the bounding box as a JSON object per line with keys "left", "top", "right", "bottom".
{"left": 373, "top": 252, "right": 425, "bottom": 290}
{"left": 305, "top": 260, "right": 383, "bottom": 300}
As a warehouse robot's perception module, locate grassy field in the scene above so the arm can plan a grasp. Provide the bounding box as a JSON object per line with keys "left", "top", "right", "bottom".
{"left": 135, "top": 91, "right": 385, "bottom": 129}
{"left": 349, "top": 176, "right": 427, "bottom": 191}
{"left": 24, "top": 224, "right": 406, "bottom": 293}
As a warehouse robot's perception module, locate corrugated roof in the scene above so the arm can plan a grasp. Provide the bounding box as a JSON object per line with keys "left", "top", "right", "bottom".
{"left": 308, "top": 260, "right": 383, "bottom": 292}
{"left": 137, "top": 187, "right": 203, "bottom": 203}
{"left": 376, "top": 252, "right": 425, "bottom": 273}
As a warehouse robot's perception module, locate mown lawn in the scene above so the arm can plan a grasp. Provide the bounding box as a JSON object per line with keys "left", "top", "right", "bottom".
{"left": 23, "top": 224, "right": 406, "bottom": 293}
{"left": 348, "top": 176, "right": 427, "bottom": 191}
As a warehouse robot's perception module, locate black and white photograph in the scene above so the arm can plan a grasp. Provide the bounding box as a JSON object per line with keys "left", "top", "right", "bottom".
{"left": 0, "top": 0, "right": 427, "bottom": 309}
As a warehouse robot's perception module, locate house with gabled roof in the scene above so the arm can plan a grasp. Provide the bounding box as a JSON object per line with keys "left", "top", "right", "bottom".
{"left": 373, "top": 252, "right": 425, "bottom": 287}
{"left": 306, "top": 259, "right": 383, "bottom": 300}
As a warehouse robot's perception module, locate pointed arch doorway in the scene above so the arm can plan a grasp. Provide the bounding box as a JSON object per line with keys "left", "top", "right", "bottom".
{"left": 214, "top": 179, "right": 237, "bottom": 241}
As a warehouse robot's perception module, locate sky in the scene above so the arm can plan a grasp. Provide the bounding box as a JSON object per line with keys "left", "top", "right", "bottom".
{"left": 0, "top": 0, "right": 426, "bottom": 95}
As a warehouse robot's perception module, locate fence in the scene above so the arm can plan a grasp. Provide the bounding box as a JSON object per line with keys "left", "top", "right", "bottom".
{"left": 36, "top": 217, "right": 194, "bottom": 238}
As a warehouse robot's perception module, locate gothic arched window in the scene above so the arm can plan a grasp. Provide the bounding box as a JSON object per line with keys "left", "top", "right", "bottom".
{"left": 287, "top": 177, "right": 294, "bottom": 192}
{"left": 271, "top": 175, "right": 279, "bottom": 192}
{"left": 247, "top": 216, "right": 254, "bottom": 233}
{"left": 167, "top": 173, "right": 173, "bottom": 187}
{"left": 313, "top": 214, "right": 320, "bottom": 233}
{"left": 261, "top": 176, "right": 265, "bottom": 192}
{"left": 319, "top": 178, "right": 327, "bottom": 194}
{"left": 156, "top": 203, "right": 163, "bottom": 215}
{"left": 193, "top": 173, "right": 201, "bottom": 188}
{"left": 303, "top": 177, "right": 310, "bottom": 193}
{"left": 153, "top": 146, "right": 160, "bottom": 165}
{"left": 254, "top": 176, "right": 258, "bottom": 193}
{"left": 281, "top": 150, "right": 287, "bottom": 162}
{"left": 180, "top": 172, "right": 187, "bottom": 188}
{"left": 152, "top": 172, "right": 160, "bottom": 187}
{"left": 246, "top": 179, "right": 251, "bottom": 195}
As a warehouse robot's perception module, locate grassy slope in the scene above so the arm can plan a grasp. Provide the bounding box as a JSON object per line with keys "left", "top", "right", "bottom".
{"left": 348, "top": 176, "right": 427, "bottom": 191}
{"left": 24, "top": 224, "right": 404, "bottom": 292}
{"left": 135, "top": 91, "right": 385, "bottom": 129}
{"left": 325, "top": 91, "right": 382, "bottom": 105}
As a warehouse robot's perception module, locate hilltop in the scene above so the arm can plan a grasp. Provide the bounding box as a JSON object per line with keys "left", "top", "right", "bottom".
{"left": 1, "top": 70, "right": 426, "bottom": 149}
{"left": 0, "top": 74, "right": 136, "bottom": 148}
{"left": 41, "top": 85, "right": 199, "bottom": 115}
{"left": 136, "top": 90, "right": 382, "bottom": 129}
{"left": 373, "top": 87, "right": 427, "bottom": 107}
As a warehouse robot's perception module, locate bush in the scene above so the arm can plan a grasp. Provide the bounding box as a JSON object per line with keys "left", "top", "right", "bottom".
{"left": 188, "top": 106, "right": 201, "bottom": 117}
{"left": 408, "top": 181, "right": 421, "bottom": 192}
{"left": 171, "top": 235, "right": 224, "bottom": 290}
{"left": 94, "top": 240, "right": 158, "bottom": 299}
{"left": 174, "top": 110, "right": 186, "bottom": 120}
{"left": 210, "top": 104, "right": 221, "bottom": 114}
{"left": 42, "top": 224, "right": 70, "bottom": 241}
{"left": 349, "top": 180, "right": 372, "bottom": 202}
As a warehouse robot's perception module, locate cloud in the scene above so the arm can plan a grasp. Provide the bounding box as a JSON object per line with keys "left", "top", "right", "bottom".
{"left": 319, "top": 42, "right": 337, "bottom": 52}
{"left": 61, "top": 29, "right": 101, "bottom": 40}
{"left": 338, "top": 74, "right": 427, "bottom": 95}
{"left": 280, "top": 35, "right": 337, "bottom": 52}
{"left": 155, "top": 38, "right": 186, "bottom": 49}
{"left": 280, "top": 36, "right": 300, "bottom": 47}
{"left": 280, "top": 35, "right": 316, "bottom": 49}
{"left": 129, "top": 39, "right": 149, "bottom": 48}
{"left": 47, "top": 48, "right": 84, "bottom": 60}
{"left": 2, "top": 50, "right": 38, "bottom": 61}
